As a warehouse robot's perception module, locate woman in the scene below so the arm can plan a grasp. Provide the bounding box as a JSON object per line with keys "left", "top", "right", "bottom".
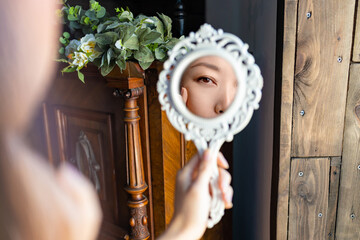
{"left": 0, "top": 0, "right": 233, "bottom": 239}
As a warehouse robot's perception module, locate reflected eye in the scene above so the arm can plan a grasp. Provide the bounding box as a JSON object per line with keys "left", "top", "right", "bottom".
{"left": 197, "top": 77, "right": 216, "bottom": 85}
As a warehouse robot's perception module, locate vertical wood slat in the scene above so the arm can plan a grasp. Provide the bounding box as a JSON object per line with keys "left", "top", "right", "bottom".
{"left": 291, "top": 0, "right": 356, "bottom": 157}
{"left": 326, "top": 157, "right": 341, "bottom": 239}
{"left": 288, "top": 158, "right": 330, "bottom": 240}
{"left": 352, "top": 2, "right": 360, "bottom": 62}
{"left": 277, "top": 0, "right": 298, "bottom": 239}
{"left": 335, "top": 64, "right": 360, "bottom": 239}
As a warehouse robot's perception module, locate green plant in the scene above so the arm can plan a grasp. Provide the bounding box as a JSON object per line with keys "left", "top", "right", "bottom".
{"left": 57, "top": 0, "right": 181, "bottom": 82}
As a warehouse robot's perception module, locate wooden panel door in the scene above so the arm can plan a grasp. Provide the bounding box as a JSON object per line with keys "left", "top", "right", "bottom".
{"left": 39, "top": 67, "right": 131, "bottom": 239}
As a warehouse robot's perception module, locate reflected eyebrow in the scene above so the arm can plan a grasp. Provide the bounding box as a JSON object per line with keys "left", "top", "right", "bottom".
{"left": 190, "top": 62, "right": 219, "bottom": 71}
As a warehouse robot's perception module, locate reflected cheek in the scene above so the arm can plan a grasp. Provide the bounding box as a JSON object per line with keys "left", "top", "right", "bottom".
{"left": 186, "top": 88, "right": 217, "bottom": 118}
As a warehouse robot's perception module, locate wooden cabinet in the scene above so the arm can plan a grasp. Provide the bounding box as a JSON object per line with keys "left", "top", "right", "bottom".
{"left": 28, "top": 62, "right": 232, "bottom": 240}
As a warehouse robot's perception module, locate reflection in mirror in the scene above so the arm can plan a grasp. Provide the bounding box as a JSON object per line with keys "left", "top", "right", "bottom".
{"left": 180, "top": 56, "right": 238, "bottom": 118}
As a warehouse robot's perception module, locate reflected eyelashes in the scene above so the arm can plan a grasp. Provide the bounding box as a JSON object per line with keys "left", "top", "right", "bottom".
{"left": 195, "top": 76, "right": 217, "bottom": 86}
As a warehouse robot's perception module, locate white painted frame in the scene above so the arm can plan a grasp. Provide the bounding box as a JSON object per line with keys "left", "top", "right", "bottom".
{"left": 157, "top": 23, "right": 263, "bottom": 228}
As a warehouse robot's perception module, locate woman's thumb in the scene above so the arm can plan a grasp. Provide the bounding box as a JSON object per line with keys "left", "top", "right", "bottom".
{"left": 195, "top": 150, "right": 214, "bottom": 185}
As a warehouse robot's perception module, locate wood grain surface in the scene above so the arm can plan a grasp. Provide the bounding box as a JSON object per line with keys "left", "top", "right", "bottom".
{"left": 335, "top": 64, "right": 360, "bottom": 239}
{"left": 288, "top": 158, "right": 330, "bottom": 240}
{"left": 291, "top": 0, "right": 355, "bottom": 157}
{"left": 352, "top": 2, "right": 360, "bottom": 62}
{"left": 277, "top": 0, "right": 298, "bottom": 239}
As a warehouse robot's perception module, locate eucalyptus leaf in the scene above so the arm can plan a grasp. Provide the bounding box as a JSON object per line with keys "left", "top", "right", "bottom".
{"left": 63, "top": 32, "right": 70, "bottom": 39}
{"left": 96, "top": 7, "right": 106, "bottom": 18}
{"left": 68, "top": 14, "right": 78, "bottom": 21}
{"left": 69, "top": 21, "right": 81, "bottom": 30}
{"left": 59, "top": 37, "right": 67, "bottom": 44}
{"left": 59, "top": 47, "right": 65, "bottom": 55}
{"left": 85, "top": 10, "right": 96, "bottom": 19}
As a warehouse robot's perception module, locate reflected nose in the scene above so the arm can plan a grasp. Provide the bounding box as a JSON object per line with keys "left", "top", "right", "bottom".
{"left": 215, "top": 93, "right": 233, "bottom": 114}
{"left": 214, "top": 82, "right": 237, "bottom": 115}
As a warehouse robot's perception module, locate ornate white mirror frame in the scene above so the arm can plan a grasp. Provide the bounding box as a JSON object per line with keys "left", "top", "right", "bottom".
{"left": 157, "top": 23, "right": 263, "bottom": 228}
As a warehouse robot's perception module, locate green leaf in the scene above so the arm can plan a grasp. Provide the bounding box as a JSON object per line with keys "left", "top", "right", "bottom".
{"left": 96, "top": 7, "right": 106, "bottom": 18}
{"left": 134, "top": 45, "right": 154, "bottom": 63}
{"left": 157, "top": 13, "right": 172, "bottom": 38}
{"left": 105, "top": 22, "right": 121, "bottom": 30}
{"left": 118, "top": 24, "right": 136, "bottom": 42}
{"left": 61, "top": 65, "right": 76, "bottom": 73}
{"left": 95, "top": 32, "right": 118, "bottom": 45}
{"left": 123, "top": 34, "right": 139, "bottom": 50}
{"left": 117, "top": 10, "right": 133, "bottom": 22}
{"left": 153, "top": 16, "right": 165, "bottom": 38}
{"left": 69, "top": 21, "right": 81, "bottom": 30}
{"left": 100, "top": 62, "right": 115, "bottom": 76}
{"left": 56, "top": 58, "right": 69, "bottom": 63}
{"left": 77, "top": 70, "right": 85, "bottom": 83}
{"left": 138, "top": 61, "right": 152, "bottom": 70}
{"left": 63, "top": 32, "right": 70, "bottom": 39}
{"left": 116, "top": 58, "right": 126, "bottom": 70}
{"left": 59, "top": 37, "right": 67, "bottom": 44}
{"left": 85, "top": 10, "right": 96, "bottom": 20}
{"left": 106, "top": 48, "right": 115, "bottom": 65}
{"left": 142, "top": 31, "right": 162, "bottom": 45}
{"left": 137, "top": 28, "right": 161, "bottom": 45}
{"left": 154, "top": 48, "right": 166, "bottom": 60}
{"left": 59, "top": 47, "right": 65, "bottom": 55}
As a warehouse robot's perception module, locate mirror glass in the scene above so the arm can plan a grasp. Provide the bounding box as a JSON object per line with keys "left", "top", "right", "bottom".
{"left": 180, "top": 55, "right": 238, "bottom": 119}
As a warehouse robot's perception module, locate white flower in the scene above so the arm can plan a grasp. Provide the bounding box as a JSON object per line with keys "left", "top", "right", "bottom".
{"left": 72, "top": 52, "right": 88, "bottom": 69}
{"left": 65, "top": 39, "right": 80, "bottom": 59}
{"left": 115, "top": 39, "right": 125, "bottom": 50}
{"left": 79, "top": 34, "right": 101, "bottom": 60}
{"left": 144, "top": 18, "right": 154, "bottom": 24}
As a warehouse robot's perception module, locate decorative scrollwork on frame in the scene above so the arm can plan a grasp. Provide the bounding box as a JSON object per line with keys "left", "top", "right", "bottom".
{"left": 157, "top": 24, "right": 263, "bottom": 229}
{"left": 157, "top": 23, "right": 263, "bottom": 151}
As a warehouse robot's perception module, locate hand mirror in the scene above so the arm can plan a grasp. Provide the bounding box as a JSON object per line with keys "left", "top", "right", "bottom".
{"left": 157, "top": 24, "right": 263, "bottom": 228}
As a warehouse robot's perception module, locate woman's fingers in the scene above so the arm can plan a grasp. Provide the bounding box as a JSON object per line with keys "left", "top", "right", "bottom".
{"left": 224, "top": 187, "right": 233, "bottom": 209}
{"left": 217, "top": 152, "right": 229, "bottom": 169}
{"left": 218, "top": 160, "right": 233, "bottom": 209}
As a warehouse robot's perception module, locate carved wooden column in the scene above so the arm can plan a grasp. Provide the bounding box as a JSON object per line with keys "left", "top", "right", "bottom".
{"left": 106, "top": 63, "right": 150, "bottom": 240}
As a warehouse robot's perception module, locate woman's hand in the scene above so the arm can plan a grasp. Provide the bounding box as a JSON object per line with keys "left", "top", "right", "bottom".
{"left": 158, "top": 150, "right": 233, "bottom": 240}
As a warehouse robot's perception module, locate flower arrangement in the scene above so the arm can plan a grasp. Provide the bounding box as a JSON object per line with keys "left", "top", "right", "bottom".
{"left": 57, "top": 0, "right": 181, "bottom": 82}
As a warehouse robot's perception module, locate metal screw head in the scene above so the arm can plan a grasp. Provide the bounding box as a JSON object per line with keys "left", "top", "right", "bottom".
{"left": 337, "top": 57, "right": 343, "bottom": 63}
{"left": 318, "top": 213, "right": 323, "bottom": 218}
{"left": 357, "top": 164, "right": 360, "bottom": 170}
{"left": 351, "top": 213, "right": 356, "bottom": 219}
{"left": 300, "top": 110, "right": 305, "bottom": 116}
{"left": 298, "top": 171, "right": 304, "bottom": 177}
{"left": 306, "top": 12, "right": 312, "bottom": 18}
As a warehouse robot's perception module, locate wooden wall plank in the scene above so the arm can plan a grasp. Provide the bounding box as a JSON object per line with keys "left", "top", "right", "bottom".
{"left": 291, "top": 0, "right": 356, "bottom": 157}
{"left": 277, "top": 0, "right": 298, "bottom": 239}
{"left": 352, "top": 2, "right": 360, "bottom": 62}
{"left": 288, "top": 158, "right": 330, "bottom": 240}
{"left": 326, "top": 157, "right": 341, "bottom": 239}
{"left": 335, "top": 64, "right": 360, "bottom": 239}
